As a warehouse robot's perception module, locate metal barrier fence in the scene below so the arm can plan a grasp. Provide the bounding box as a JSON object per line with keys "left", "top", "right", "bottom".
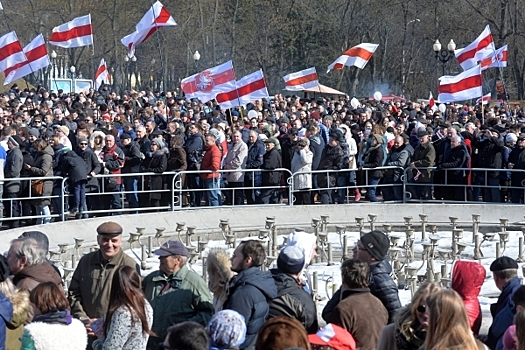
{"left": 1, "top": 165, "right": 524, "bottom": 225}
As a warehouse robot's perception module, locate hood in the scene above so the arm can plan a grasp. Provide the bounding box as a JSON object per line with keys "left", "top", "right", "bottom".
{"left": 270, "top": 269, "right": 300, "bottom": 292}
{"left": 40, "top": 145, "right": 54, "bottom": 157}
{"left": 147, "top": 147, "right": 169, "bottom": 158}
{"left": 6, "top": 288, "right": 30, "bottom": 328}
{"left": 89, "top": 130, "right": 106, "bottom": 150}
{"left": 233, "top": 267, "right": 277, "bottom": 300}
{"left": 286, "top": 230, "right": 317, "bottom": 269}
{"left": 0, "top": 292, "right": 12, "bottom": 323}
{"left": 452, "top": 260, "right": 486, "bottom": 299}
{"left": 13, "top": 261, "right": 62, "bottom": 287}
{"left": 206, "top": 248, "right": 233, "bottom": 295}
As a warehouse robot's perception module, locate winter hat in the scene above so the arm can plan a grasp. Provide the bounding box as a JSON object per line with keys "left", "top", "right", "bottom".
{"left": 490, "top": 256, "right": 518, "bottom": 271}
{"left": 360, "top": 231, "right": 390, "bottom": 261}
{"left": 506, "top": 133, "right": 518, "bottom": 144}
{"left": 255, "top": 316, "right": 311, "bottom": 350}
{"left": 77, "top": 136, "right": 88, "bottom": 144}
{"left": 277, "top": 246, "right": 305, "bottom": 275}
{"left": 120, "top": 133, "right": 132, "bottom": 140}
{"left": 209, "top": 128, "right": 220, "bottom": 139}
{"left": 287, "top": 230, "right": 317, "bottom": 269}
{"left": 28, "top": 128, "right": 40, "bottom": 138}
{"left": 308, "top": 323, "right": 356, "bottom": 350}
{"left": 207, "top": 310, "right": 246, "bottom": 350}
{"left": 372, "top": 134, "right": 385, "bottom": 145}
{"left": 151, "top": 137, "right": 165, "bottom": 148}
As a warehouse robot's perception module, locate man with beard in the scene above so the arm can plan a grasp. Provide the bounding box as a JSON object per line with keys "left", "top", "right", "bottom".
{"left": 383, "top": 136, "right": 413, "bottom": 201}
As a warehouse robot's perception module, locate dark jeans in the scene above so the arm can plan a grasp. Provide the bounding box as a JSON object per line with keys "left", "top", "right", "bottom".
{"left": 293, "top": 190, "right": 311, "bottom": 205}
{"left": 227, "top": 181, "right": 244, "bottom": 205}
{"left": 259, "top": 187, "right": 279, "bottom": 204}
{"left": 187, "top": 173, "right": 202, "bottom": 207}
{"left": 72, "top": 180, "right": 87, "bottom": 211}
{"left": 101, "top": 185, "right": 123, "bottom": 215}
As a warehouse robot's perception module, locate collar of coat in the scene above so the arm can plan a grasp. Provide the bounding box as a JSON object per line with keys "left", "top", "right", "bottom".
{"left": 341, "top": 287, "right": 371, "bottom": 300}
{"left": 90, "top": 248, "right": 125, "bottom": 266}
{"left": 152, "top": 264, "right": 189, "bottom": 282}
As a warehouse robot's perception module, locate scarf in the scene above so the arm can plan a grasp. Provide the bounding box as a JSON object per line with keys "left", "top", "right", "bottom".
{"left": 33, "top": 309, "right": 72, "bottom": 325}
{"left": 394, "top": 326, "right": 425, "bottom": 350}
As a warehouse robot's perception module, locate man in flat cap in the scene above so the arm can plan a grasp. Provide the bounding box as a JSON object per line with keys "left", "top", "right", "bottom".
{"left": 143, "top": 240, "right": 213, "bottom": 350}
{"left": 485, "top": 256, "right": 521, "bottom": 350}
{"left": 68, "top": 221, "right": 139, "bottom": 344}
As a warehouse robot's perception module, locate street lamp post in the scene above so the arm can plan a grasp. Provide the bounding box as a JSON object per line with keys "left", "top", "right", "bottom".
{"left": 402, "top": 18, "right": 420, "bottom": 97}
{"left": 70, "top": 66, "right": 76, "bottom": 94}
{"left": 433, "top": 39, "right": 456, "bottom": 76}
{"left": 193, "top": 50, "right": 200, "bottom": 72}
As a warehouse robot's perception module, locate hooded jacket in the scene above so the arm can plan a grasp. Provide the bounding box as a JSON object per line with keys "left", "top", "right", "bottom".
{"left": 0, "top": 292, "right": 13, "bottom": 350}
{"left": 206, "top": 248, "right": 234, "bottom": 312}
{"left": 12, "top": 262, "right": 62, "bottom": 292}
{"left": 451, "top": 260, "right": 485, "bottom": 335}
{"left": 6, "top": 288, "right": 30, "bottom": 350}
{"left": 61, "top": 150, "right": 88, "bottom": 184}
{"left": 224, "top": 266, "right": 278, "bottom": 349}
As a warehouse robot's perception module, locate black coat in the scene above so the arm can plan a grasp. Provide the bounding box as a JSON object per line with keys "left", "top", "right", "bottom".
{"left": 184, "top": 133, "right": 204, "bottom": 170}
{"left": 224, "top": 267, "right": 278, "bottom": 349}
{"left": 122, "top": 141, "right": 142, "bottom": 173}
{"left": 261, "top": 147, "right": 282, "bottom": 186}
{"left": 440, "top": 144, "right": 468, "bottom": 182}
{"left": 317, "top": 144, "right": 344, "bottom": 188}
{"left": 308, "top": 134, "right": 325, "bottom": 171}
{"left": 269, "top": 269, "right": 318, "bottom": 334}
{"left": 363, "top": 146, "right": 385, "bottom": 178}
{"left": 76, "top": 147, "right": 101, "bottom": 191}
{"left": 141, "top": 147, "right": 168, "bottom": 200}
{"left": 61, "top": 150, "right": 89, "bottom": 184}
{"left": 5, "top": 147, "right": 23, "bottom": 194}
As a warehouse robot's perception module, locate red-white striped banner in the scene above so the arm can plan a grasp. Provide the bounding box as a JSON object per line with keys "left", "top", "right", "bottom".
{"left": 455, "top": 25, "right": 495, "bottom": 71}
{"left": 94, "top": 59, "right": 111, "bottom": 89}
{"left": 476, "top": 92, "right": 491, "bottom": 105}
{"left": 480, "top": 45, "right": 508, "bottom": 71}
{"left": 121, "top": 1, "right": 176, "bottom": 57}
{"left": 327, "top": 43, "right": 378, "bottom": 72}
{"left": 438, "top": 65, "right": 482, "bottom": 103}
{"left": 0, "top": 32, "right": 26, "bottom": 75}
{"left": 4, "top": 34, "right": 49, "bottom": 85}
{"left": 216, "top": 69, "right": 269, "bottom": 109}
{"left": 49, "top": 14, "right": 93, "bottom": 48}
{"left": 283, "top": 67, "right": 319, "bottom": 91}
{"left": 181, "top": 61, "right": 236, "bottom": 103}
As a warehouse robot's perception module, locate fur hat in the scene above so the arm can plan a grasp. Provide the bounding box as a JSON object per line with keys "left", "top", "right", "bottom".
{"left": 255, "top": 316, "right": 311, "bottom": 350}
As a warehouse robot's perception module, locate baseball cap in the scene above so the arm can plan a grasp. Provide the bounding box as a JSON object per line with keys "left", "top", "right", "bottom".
{"left": 153, "top": 240, "right": 189, "bottom": 257}
{"left": 308, "top": 323, "right": 356, "bottom": 350}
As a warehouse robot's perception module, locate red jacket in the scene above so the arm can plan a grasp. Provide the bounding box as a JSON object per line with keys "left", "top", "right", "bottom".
{"left": 200, "top": 143, "right": 221, "bottom": 180}
{"left": 452, "top": 260, "right": 486, "bottom": 335}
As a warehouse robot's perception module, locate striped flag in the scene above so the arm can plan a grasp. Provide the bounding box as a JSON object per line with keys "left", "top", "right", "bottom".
{"left": 121, "top": 1, "right": 176, "bottom": 57}
{"left": 428, "top": 91, "right": 437, "bottom": 111}
{"left": 0, "top": 32, "right": 27, "bottom": 75}
{"left": 480, "top": 45, "right": 508, "bottom": 71}
{"left": 476, "top": 92, "right": 491, "bottom": 105}
{"left": 216, "top": 69, "right": 269, "bottom": 109}
{"left": 454, "top": 25, "right": 495, "bottom": 71}
{"left": 181, "top": 61, "right": 236, "bottom": 103}
{"left": 49, "top": 14, "right": 93, "bottom": 48}
{"left": 327, "top": 43, "right": 378, "bottom": 72}
{"left": 4, "top": 34, "right": 50, "bottom": 85}
{"left": 94, "top": 59, "right": 111, "bottom": 89}
{"left": 438, "top": 65, "right": 482, "bottom": 103}
{"left": 283, "top": 67, "right": 319, "bottom": 91}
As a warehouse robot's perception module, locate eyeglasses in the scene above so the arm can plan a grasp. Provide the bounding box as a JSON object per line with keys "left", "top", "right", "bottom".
{"left": 79, "top": 143, "right": 88, "bottom": 146}
{"left": 417, "top": 305, "right": 426, "bottom": 313}
{"left": 158, "top": 342, "right": 176, "bottom": 350}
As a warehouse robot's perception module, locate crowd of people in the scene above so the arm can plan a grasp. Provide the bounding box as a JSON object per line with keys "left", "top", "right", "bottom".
{"left": 0, "top": 84, "right": 524, "bottom": 227}
{"left": 0, "top": 222, "right": 523, "bottom": 350}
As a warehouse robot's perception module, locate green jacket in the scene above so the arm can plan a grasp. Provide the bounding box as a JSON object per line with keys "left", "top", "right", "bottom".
{"left": 143, "top": 264, "right": 213, "bottom": 347}
{"left": 68, "top": 249, "right": 140, "bottom": 320}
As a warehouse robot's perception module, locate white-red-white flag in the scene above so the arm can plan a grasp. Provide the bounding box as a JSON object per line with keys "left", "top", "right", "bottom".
{"left": 49, "top": 14, "right": 93, "bottom": 48}
{"left": 438, "top": 65, "right": 482, "bottom": 103}
{"left": 476, "top": 92, "right": 491, "bottom": 105}
{"left": 454, "top": 25, "right": 495, "bottom": 71}
{"left": 0, "top": 32, "right": 27, "bottom": 76}
{"left": 121, "top": 1, "right": 176, "bottom": 57}
{"left": 327, "top": 43, "right": 378, "bottom": 72}
{"left": 181, "top": 61, "right": 236, "bottom": 103}
{"left": 283, "top": 67, "right": 319, "bottom": 91}
{"left": 0, "top": 2, "right": 3, "bottom": 10}
{"left": 216, "top": 70, "right": 269, "bottom": 109}
{"left": 428, "top": 91, "right": 437, "bottom": 111}
{"left": 4, "top": 34, "right": 49, "bottom": 85}
{"left": 480, "top": 45, "right": 508, "bottom": 71}
{"left": 94, "top": 59, "right": 111, "bottom": 89}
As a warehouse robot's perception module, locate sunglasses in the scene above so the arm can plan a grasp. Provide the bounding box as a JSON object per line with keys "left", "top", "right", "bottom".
{"left": 79, "top": 143, "right": 88, "bottom": 146}
{"left": 158, "top": 343, "right": 176, "bottom": 350}
{"left": 417, "top": 305, "right": 426, "bottom": 313}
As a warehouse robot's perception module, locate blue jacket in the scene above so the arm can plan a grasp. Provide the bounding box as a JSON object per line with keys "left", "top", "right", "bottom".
{"left": 224, "top": 267, "right": 277, "bottom": 349}
{"left": 489, "top": 276, "right": 521, "bottom": 350}
{"left": 0, "top": 292, "right": 13, "bottom": 350}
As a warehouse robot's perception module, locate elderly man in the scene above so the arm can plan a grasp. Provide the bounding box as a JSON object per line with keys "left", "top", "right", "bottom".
{"left": 409, "top": 129, "right": 436, "bottom": 200}
{"left": 68, "top": 222, "right": 139, "bottom": 341}
{"left": 7, "top": 237, "right": 62, "bottom": 291}
{"left": 259, "top": 138, "right": 282, "bottom": 204}
{"left": 143, "top": 240, "right": 213, "bottom": 350}
{"left": 223, "top": 130, "right": 248, "bottom": 205}
{"left": 485, "top": 257, "right": 521, "bottom": 350}
{"left": 99, "top": 134, "right": 125, "bottom": 214}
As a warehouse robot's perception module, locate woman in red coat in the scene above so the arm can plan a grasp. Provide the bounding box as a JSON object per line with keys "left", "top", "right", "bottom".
{"left": 452, "top": 260, "right": 486, "bottom": 335}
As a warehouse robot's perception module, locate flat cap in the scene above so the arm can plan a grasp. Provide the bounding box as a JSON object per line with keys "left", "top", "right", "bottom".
{"left": 490, "top": 256, "right": 518, "bottom": 271}
{"left": 96, "top": 221, "right": 123, "bottom": 236}
{"left": 154, "top": 240, "right": 188, "bottom": 257}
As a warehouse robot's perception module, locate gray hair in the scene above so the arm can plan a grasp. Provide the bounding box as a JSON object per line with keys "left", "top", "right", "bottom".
{"left": 20, "top": 231, "right": 49, "bottom": 255}
{"left": 451, "top": 135, "right": 461, "bottom": 143}
{"left": 10, "top": 237, "right": 46, "bottom": 266}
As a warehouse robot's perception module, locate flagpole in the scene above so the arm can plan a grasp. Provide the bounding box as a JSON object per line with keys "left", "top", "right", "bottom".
{"left": 148, "top": 0, "right": 166, "bottom": 92}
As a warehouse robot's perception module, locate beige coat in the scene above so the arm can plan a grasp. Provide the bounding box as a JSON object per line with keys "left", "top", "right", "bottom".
{"left": 223, "top": 140, "right": 248, "bottom": 182}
